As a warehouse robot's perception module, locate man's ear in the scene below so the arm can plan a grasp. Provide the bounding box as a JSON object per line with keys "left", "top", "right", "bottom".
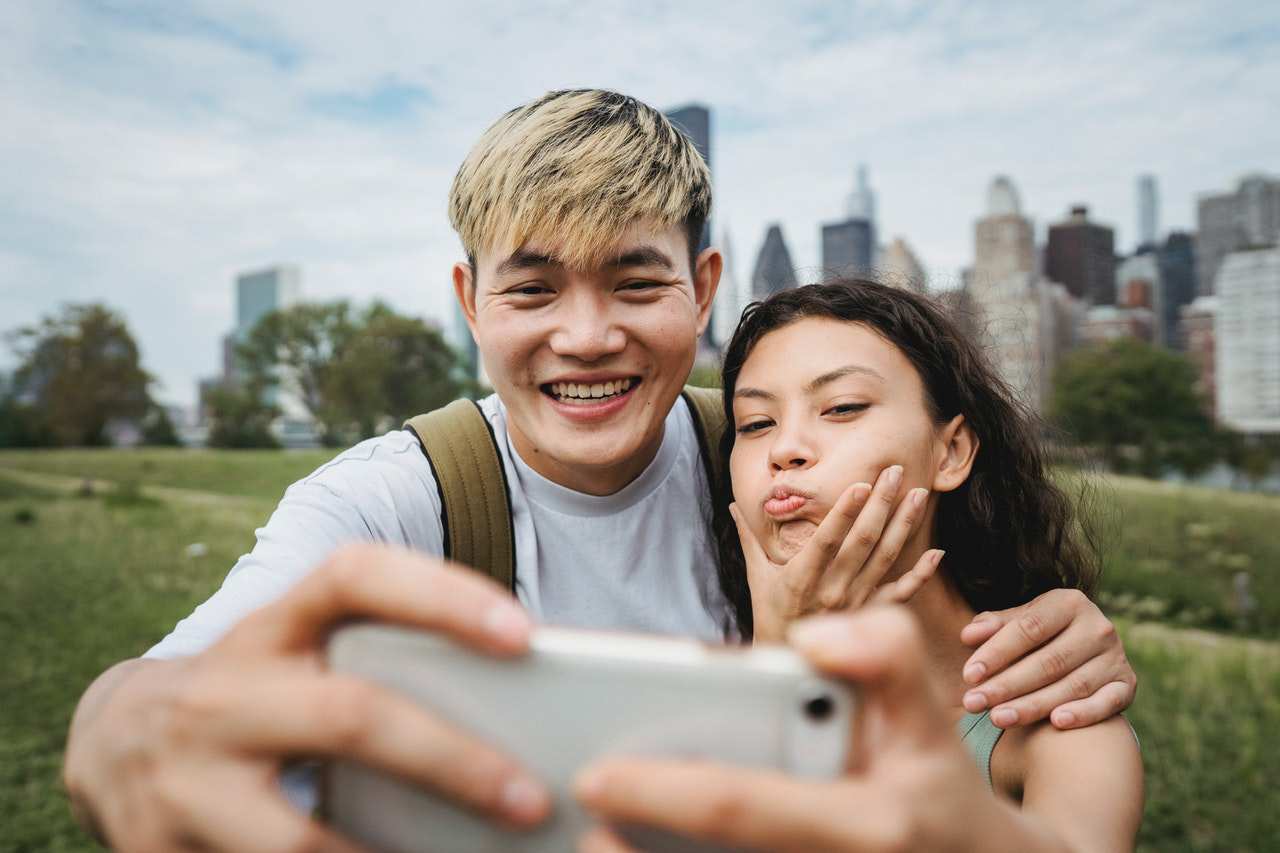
{"left": 932, "top": 415, "right": 978, "bottom": 493}
{"left": 452, "top": 262, "right": 479, "bottom": 336}
{"left": 692, "top": 247, "right": 723, "bottom": 337}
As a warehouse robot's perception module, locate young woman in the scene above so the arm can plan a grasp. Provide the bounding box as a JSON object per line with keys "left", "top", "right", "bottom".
{"left": 713, "top": 279, "right": 1142, "bottom": 848}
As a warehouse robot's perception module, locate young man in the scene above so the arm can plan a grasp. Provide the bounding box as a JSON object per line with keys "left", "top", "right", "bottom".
{"left": 63, "top": 90, "right": 1137, "bottom": 851}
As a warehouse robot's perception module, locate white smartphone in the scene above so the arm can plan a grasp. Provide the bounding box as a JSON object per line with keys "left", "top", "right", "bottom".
{"left": 324, "top": 623, "right": 854, "bottom": 853}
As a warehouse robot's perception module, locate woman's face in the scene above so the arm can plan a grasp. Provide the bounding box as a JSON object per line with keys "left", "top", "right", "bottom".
{"left": 729, "top": 316, "right": 950, "bottom": 564}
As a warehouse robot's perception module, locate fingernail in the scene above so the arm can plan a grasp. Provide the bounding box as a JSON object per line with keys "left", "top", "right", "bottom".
{"left": 911, "top": 488, "right": 927, "bottom": 508}
{"left": 931, "top": 549, "right": 945, "bottom": 566}
{"left": 962, "top": 690, "right": 988, "bottom": 712}
{"left": 886, "top": 465, "right": 903, "bottom": 488}
{"left": 992, "top": 708, "right": 1018, "bottom": 727}
{"left": 484, "top": 602, "right": 531, "bottom": 644}
{"left": 1053, "top": 709, "right": 1076, "bottom": 727}
{"left": 502, "top": 774, "right": 549, "bottom": 819}
{"left": 963, "top": 661, "right": 986, "bottom": 684}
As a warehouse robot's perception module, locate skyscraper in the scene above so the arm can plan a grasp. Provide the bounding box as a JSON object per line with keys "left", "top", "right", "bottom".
{"left": 1137, "top": 174, "right": 1159, "bottom": 249}
{"left": 846, "top": 164, "right": 876, "bottom": 226}
{"left": 1215, "top": 247, "right": 1280, "bottom": 432}
{"left": 1156, "top": 231, "right": 1198, "bottom": 350}
{"left": 1196, "top": 174, "right": 1280, "bottom": 296}
{"left": 879, "top": 237, "right": 927, "bottom": 292}
{"left": 968, "top": 176, "right": 1080, "bottom": 412}
{"left": 820, "top": 219, "right": 874, "bottom": 277}
{"left": 1045, "top": 206, "right": 1117, "bottom": 305}
{"left": 751, "top": 225, "right": 797, "bottom": 298}
{"left": 710, "top": 228, "right": 749, "bottom": 349}
{"left": 665, "top": 104, "right": 712, "bottom": 256}
{"left": 972, "top": 176, "right": 1035, "bottom": 292}
{"left": 235, "top": 266, "right": 301, "bottom": 345}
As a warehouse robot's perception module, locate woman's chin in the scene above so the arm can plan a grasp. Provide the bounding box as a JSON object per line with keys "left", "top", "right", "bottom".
{"left": 769, "top": 520, "right": 816, "bottom": 561}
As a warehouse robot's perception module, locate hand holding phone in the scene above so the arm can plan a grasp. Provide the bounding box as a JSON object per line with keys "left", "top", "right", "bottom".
{"left": 325, "top": 624, "right": 855, "bottom": 853}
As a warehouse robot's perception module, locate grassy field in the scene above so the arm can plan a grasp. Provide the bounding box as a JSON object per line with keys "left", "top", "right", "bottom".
{"left": 1, "top": 451, "right": 1278, "bottom": 851}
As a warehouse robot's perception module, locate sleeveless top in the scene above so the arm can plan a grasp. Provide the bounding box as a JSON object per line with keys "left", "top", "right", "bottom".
{"left": 957, "top": 711, "right": 1005, "bottom": 790}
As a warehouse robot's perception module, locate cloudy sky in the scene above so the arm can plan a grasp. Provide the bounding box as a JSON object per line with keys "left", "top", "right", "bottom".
{"left": 3, "top": 0, "right": 1277, "bottom": 406}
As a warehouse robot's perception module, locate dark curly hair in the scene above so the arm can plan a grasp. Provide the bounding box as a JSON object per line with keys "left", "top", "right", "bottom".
{"left": 713, "top": 279, "right": 1098, "bottom": 640}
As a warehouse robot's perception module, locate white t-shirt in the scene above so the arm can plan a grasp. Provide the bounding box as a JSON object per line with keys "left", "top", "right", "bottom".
{"left": 145, "top": 394, "right": 734, "bottom": 660}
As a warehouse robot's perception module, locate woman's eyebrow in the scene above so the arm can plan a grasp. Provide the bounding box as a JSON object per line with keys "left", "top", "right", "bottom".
{"left": 804, "top": 365, "right": 885, "bottom": 392}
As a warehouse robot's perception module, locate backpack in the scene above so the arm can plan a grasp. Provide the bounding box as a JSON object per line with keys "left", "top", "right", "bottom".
{"left": 403, "top": 386, "right": 726, "bottom": 591}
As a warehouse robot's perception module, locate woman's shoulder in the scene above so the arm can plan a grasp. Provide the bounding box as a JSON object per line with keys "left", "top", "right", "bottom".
{"left": 993, "top": 715, "right": 1142, "bottom": 806}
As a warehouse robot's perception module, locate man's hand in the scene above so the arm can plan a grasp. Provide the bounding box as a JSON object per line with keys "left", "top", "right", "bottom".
{"left": 959, "top": 588, "right": 1137, "bottom": 729}
{"left": 574, "top": 608, "right": 1058, "bottom": 853}
{"left": 62, "top": 544, "right": 552, "bottom": 852}
{"left": 733, "top": 465, "right": 944, "bottom": 642}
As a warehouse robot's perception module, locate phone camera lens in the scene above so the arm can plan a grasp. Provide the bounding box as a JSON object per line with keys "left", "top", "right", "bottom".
{"left": 803, "top": 694, "right": 834, "bottom": 722}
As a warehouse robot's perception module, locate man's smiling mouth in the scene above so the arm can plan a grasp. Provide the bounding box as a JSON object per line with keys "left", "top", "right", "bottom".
{"left": 541, "top": 377, "right": 640, "bottom": 405}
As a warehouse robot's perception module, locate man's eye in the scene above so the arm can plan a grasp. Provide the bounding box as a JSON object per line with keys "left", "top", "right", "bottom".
{"left": 736, "top": 419, "right": 773, "bottom": 435}
{"left": 620, "top": 280, "right": 661, "bottom": 292}
{"left": 509, "top": 284, "right": 551, "bottom": 297}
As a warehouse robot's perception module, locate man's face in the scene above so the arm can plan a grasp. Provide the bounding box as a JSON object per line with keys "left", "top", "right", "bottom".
{"left": 457, "top": 221, "right": 719, "bottom": 495}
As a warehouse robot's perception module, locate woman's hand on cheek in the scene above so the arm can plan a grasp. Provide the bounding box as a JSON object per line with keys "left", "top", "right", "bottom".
{"left": 734, "top": 466, "right": 945, "bottom": 643}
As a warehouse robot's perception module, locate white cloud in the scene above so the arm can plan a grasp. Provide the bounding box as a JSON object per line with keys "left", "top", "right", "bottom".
{"left": 1, "top": 0, "right": 1276, "bottom": 404}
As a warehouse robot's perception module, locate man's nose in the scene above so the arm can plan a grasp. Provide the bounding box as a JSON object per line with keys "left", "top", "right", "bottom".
{"left": 547, "top": 295, "right": 626, "bottom": 361}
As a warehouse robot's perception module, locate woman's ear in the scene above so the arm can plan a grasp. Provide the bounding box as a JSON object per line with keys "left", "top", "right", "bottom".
{"left": 932, "top": 414, "right": 978, "bottom": 493}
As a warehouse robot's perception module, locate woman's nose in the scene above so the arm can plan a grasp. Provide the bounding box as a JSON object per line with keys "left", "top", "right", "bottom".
{"left": 767, "top": 425, "right": 815, "bottom": 471}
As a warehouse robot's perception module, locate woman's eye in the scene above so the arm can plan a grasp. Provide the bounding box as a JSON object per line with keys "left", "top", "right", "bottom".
{"left": 736, "top": 419, "right": 773, "bottom": 434}
{"left": 826, "top": 403, "right": 869, "bottom": 416}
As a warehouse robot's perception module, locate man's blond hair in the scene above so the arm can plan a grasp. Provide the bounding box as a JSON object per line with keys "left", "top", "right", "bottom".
{"left": 449, "top": 89, "right": 711, "bottom": 272}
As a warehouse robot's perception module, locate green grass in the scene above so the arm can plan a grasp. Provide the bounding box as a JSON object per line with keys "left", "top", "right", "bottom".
{"left": 1, "top": 454, "right": 1278, "bottom": 851}
{"left": 0, "top": 446, "right": 337, "bottom": 502}
{"left": 1081, "top": 473, "right": 1280, "bottom": 636}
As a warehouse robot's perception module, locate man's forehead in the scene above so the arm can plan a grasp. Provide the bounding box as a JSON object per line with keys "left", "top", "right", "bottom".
{"left": 490, "top": 228, "right": 685, "bottom": 275}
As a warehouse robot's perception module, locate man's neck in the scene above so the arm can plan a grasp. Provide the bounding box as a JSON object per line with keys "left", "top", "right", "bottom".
{"left": 506, "top": 419, "right": 667, "bottom": 497}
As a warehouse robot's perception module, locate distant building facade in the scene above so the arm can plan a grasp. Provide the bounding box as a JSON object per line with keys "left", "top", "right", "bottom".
{"left": 968, "top": 176, "right": 1080, "bottom": 412}
{"left": 751, "top": 224, "right": 797, "bottom": 298}
{"left": 1156, "top": 231, "right": 1198, "bottom": 351}
{"left": 1045, "top": 206, "right": 1117, "bottom": 305}
{"left": 1137, "top": 174, "right": 1159, "bottom": 248}
{"left": 1180, "top": 296, "right": 1218, "bottom": 418}
{"left": 665, "top": 104, "right": 712, "bottom": 257}
{"left": 820, "top": 218, "right": 875, "bottom": 278}
{"left": 879, "top": 237, "right": 927, "bottom": 292}
{"left": 666, "top": 103, "right": 719, "bottom": 355}
{"left": 847, "top": 164, "right": 876, "bottom": 225}
{"left": 1196, "top": 174, "right": 1280, "bottom": 296}
{"left": 710, "top": 228, "right": 749, "bottom": 350}
{"left": 1216, "top": 248, "right": 1280, "bottom": 433}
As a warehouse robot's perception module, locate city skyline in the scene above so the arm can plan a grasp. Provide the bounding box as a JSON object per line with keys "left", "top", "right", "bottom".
{"left": 2, "top": 2, "right": 1277, "bottom": 405}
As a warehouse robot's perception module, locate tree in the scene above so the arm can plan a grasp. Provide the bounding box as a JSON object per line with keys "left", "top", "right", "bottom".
{"left": 6, "top": 304, "right": 153, "bottom": 446}
{"left": 686, "top": 361, "right": 722, "bottom": 389}
{"left": 141, "top": 404, "right": 182, "bottom": 446}
{"left": 237, "top": 300, "right": 477, "bottom": 445}
{"left": 203, "top": 380, "right": 280, "bottom": 449}
{"left": 1050, "top": 338, "right": 1216, "bottom": 477}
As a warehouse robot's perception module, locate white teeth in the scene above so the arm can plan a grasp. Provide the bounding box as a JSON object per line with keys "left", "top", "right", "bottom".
{"left": 547, "top": 378, "right": 636, "bottom": 401}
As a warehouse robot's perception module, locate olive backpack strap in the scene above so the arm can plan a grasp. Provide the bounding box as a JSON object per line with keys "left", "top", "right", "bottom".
{"left": 404, "top": 400, "right": 515, "bottom": 592}
{"left": 680, "top": 384, "right": 727, "bottom": 496}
